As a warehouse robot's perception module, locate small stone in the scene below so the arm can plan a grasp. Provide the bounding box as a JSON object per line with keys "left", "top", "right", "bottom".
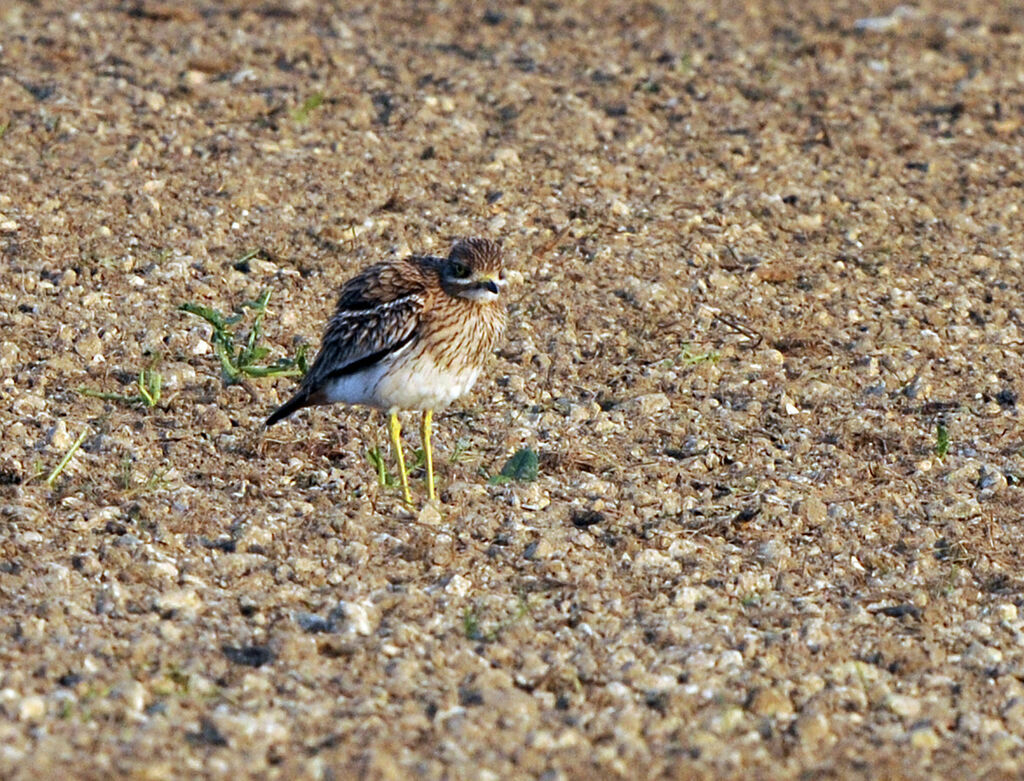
{"left": 634, "top": 548, "right": 679, "bottom": 573}
{"left": 417, "top": 501, "right": 442, "bottom": 525}
{"left": 155, "top": 588, "right": 202, "bottom": 619}
{"left": 150, "top": 561, "right": 179, "bottom": 580}
{"left": 995, "top": 603, "right": 1018, "bottom": 623}
{"left": 625, "top": 393, "right": 671, "bottom": 416}
{"left": 444, "top": 573, "right": 473, "bottom": 597}
{"left": 48, "top": 420, "right": 73, "bottom": 451}
{"left": 198, "top": 406, "right": 232, "bottom": 434}
{"left": 523, "top": 538, "right": 554, "bottom": 560}
{"left": 144, "top": 90, "right": 166, "bottom": 112}
{"left": 74, "top": 332, "right": 103, "bottom": 361}
{"left": 793, "top": 213, "right": 823, "bottom": 231}
{"left": 0, "top": 341, "right": 20, "bottom": 367}
{"left": 946, "top": 460, "right": 980, "bottom": 485}
{"left": 294, "top": 612, "right": 332, "bottom": 633}
{"left": 978, "top": 467, "right": 1007, "bottom": 499}
{"left": 519, "top": 483, "right": 550, "bottom": 511}
{"left": 222, "top": 645, "right": 274, "bottom": 667}
{"left": 887, "top": 694, "right": 922, "bottom": 718}
{"left": 708, "top": 706, "right": 745, "bottom": 735}
{"left": 609, "top": 198, "right": 631, "bottom": 217}
{"left": 491, "top": 147, "right": 520, "bottom": 166}
{"left": 1002, "top": 698, "right": 1024, "bottom": 732}
{"left": 963, "top": 641, "right": 1003, "bottom": 670}
{"left": 749, "top": 687, "right": 794, "bottom": 717}
{"left": 909, "top": 725, "right": 941, "bottom": 750}
{"left": 339, "top": 601, "right": 374, "bottom": 635}
{"left": 18, "top": 695, "right": 46, "bottom": 721}
{"left": 794, "top": 711, "right": 831, "bottom": 744}
{"left": 799, "top": 496, "right": 827, "bottom": 527}
{"left": 115, "top": 680, "right": 147, "bottom": 712}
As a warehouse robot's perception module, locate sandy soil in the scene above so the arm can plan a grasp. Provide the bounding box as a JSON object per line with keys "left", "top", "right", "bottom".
{"left": 2, "top": 1, "right": 1024, "bottom": 778}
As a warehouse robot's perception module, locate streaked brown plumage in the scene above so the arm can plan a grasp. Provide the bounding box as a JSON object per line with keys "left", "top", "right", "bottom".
{"left": 266, "top": 237, "right": 507, "bottom": 502}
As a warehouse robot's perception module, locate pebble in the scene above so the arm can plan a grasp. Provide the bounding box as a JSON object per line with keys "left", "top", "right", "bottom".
{"left": 519, "top": 484, "right": 550, "bottom": 511}
{"left": 995, "top": 603, "right": 1018, "bottom": 623}
{"left": 444, "top": 574, "right": 473, "bottom": 598}
{"left": 799, "top": 496, "right": 827, "bottom": 527}
{"left": 18, "top": 695, "right": 46, "bottom": 721}
{"left": 0, "top": 341, "right": 19, "bottom": 367}
{"left": 887, "top": 694, "right": 922, "bottom": 719}
{"left": 418, "top": 501, "right": 443, "bottom": 525}
{"left": 624, "top": 393, "right": 671, "bottom": 416}
{"left": 340, "top": 601, "right": 375, "bottom": 635}
{"left": 155, "top": 589, "right": 202, "bottom": 619}
{"left": 707, "top": 706, "right": 745, "bottom": 735}
{"left": 48, "top": 420, "right": 73, "bottom": 452}
{"left": 523, "top": 538, "right": 554, "bottom": 560}
{"left": 1001, "top": 698, "right": 1024, "bottom": 732}
{"left": 749, "top": 687, "right": 794, "bottom": 717}
{"left": 909, "top": 724, "right": 941, "bottom": 750}
{"left": 794, "top": 711, "right": 831, "bottom": 744}
{"left": 198, "top": 406, "right": 233, "bottom": 434}
{"left": 74, "top": 333, "right": 103, "bottom": 361}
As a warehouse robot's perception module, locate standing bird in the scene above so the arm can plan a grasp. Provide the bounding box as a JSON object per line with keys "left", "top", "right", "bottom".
{"left": 265, "top": 237, "right": 507, "bottom": 503}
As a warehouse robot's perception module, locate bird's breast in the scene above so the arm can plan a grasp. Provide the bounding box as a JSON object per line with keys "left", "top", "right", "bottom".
{"left": 371, "top": 347, "right": 483, "bottom": 411}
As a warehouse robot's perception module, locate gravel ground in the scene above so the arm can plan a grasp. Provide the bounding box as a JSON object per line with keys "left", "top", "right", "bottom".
{"left": 3, "top": 1, "right": 1024, "bottom": 778}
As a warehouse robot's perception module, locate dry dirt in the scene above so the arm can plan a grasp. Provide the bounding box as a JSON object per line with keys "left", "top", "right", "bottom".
{"left": 3, "top": 1, "right": 1024, "bottom": 778}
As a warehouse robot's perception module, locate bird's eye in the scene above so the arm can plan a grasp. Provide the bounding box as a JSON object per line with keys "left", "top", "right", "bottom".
{"left": 450, "top": 261, "right": 471, "bottom": 279}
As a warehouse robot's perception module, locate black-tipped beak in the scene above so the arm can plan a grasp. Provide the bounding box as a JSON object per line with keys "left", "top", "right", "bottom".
{"left": 483, "top": 279, "right": 500, "bottom": 294}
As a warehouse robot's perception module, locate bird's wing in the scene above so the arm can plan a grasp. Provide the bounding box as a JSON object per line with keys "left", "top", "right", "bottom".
{"left": 309, "top": 293, "right": 424, "bottom": 384}
{"left": 300, "top": 262, "right": 431, "bottom": 395}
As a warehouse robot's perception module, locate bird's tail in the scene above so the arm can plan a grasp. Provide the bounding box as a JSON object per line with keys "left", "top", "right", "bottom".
{"left": 265, "top": 392, "right": 309, "bottom": 427}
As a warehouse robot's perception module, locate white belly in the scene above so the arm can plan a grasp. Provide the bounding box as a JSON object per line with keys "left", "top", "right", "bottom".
{"left": 321, "top": 348, "right": 483, "bottom": 412}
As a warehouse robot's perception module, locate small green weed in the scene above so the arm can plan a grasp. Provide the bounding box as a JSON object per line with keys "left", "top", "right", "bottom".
{"left": 463, "top": 596, "right": 531, "bottom": 642}
{"left": 679, "top": 344, "right": 720, "bottom": 366}
{"left": 79, "top": 368, "right": 162, "bottom": 408}
{"left": 179, "top": 287, "right": 308, "bottom": 385}
{"left": 366, "top": 444, "right": 424, "bottom": 488}
{"left": 489, "top": 448, "right": 539, "bottom": 485}
{"left": 935, "top": 422, "right": 950, "bottom": 458}
{"left": 292, "top": 92, "right": 324, "bottom": 122}
{"left": 45, "top": 427, "right": 89, "bottom": 488}
{"left": 116, "top": 454, "right": 168, "bottom": 496}
{"left": 463, "top": 607, "right": 482, "bottom": 641}
{"left": 367, "top": 446, "right": 391, "bottom": 487}
{"left": 449, "top": 437, "right": 472, "bottom": 464}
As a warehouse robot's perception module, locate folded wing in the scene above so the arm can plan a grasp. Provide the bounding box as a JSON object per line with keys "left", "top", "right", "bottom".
{"left": 265, "top": 264, "right": 429, "bottom": 426}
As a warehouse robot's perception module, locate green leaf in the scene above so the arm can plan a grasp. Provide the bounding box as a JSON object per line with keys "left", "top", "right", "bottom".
{"left": 935, "top": 422, "right": 949, "bottom": 458}
{"left": 490, "top": 448, "right": 539, "bottom": 485}
{"left": 179, "top": 302, "right": 226, "bottom": 329}
{"left": 180, "top": 286, "right": 307, "bottom": 384}
{"left": 292, "top": 92, "right": 325, "bottom": 122}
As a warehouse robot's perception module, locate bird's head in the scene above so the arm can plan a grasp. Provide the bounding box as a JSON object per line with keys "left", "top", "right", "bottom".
{"left": 440, "top": 238, "right": 505, "bottom": 303}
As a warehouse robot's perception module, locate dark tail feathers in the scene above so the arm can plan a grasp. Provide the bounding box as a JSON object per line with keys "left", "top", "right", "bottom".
{"left": 265, "top": 392, "right": 309, "bottom": 427}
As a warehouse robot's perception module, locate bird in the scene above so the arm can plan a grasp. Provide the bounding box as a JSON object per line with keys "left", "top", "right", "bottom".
{"left": 265, "top": 237, "right": 507, "bottom": 504}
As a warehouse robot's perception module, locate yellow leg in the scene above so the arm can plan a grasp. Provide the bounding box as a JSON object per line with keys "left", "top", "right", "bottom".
{"left": 388, "top": 411, "right": 412, "bottom": 504}
{"left": 421, "top": 409, "right": 435, "bottom": 501}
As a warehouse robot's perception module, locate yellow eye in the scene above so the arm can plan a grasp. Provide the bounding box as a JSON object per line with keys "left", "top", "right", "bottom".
{"left": 450, "top": 261, "right": 471, "bottom": 279}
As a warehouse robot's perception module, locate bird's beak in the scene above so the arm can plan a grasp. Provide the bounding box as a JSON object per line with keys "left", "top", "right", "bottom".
{"left": 478, "top": 275, "right": 501, "bottom": 294}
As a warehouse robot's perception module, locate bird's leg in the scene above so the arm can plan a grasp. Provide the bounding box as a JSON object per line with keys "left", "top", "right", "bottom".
{"left": 388, "top": 411, "right": 412, "bottom": 504}
{"left": 421, "top": 409, "right": 435, "bottom": 501}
